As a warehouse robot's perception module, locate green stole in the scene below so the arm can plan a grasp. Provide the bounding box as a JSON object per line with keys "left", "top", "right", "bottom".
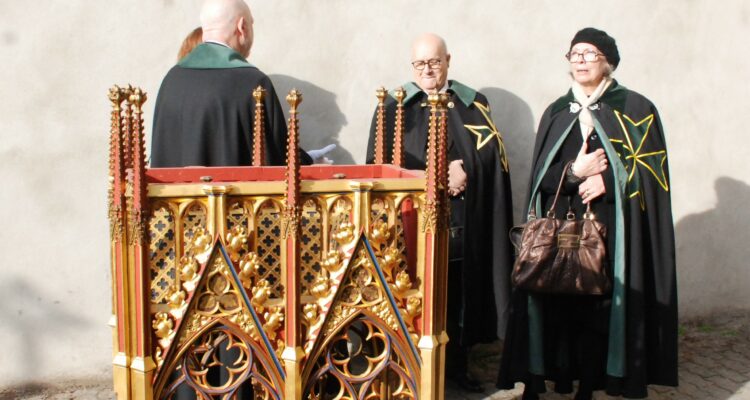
{"left": 177, "top": 42, "right": 255, "bottom": 69}
{"left": 389, "top": 80, "right": 477, "bottom": 107}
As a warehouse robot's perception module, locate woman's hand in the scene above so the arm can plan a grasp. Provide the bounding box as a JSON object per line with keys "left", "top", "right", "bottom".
{"left": 572, "top": 141, "right": 608, "bottom": 178}
{"left": 578, "top": 174, "right": 606, "bottom": 204}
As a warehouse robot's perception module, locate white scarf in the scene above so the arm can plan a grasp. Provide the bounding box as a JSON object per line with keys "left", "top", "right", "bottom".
{"left": 571, "top": 77, "right": 612, "bottom": 138}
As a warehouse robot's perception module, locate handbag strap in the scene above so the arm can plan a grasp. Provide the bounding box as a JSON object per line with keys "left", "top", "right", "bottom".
{"left": 530, "top": 161, "right": 599, "bottom": 221}
{"left": 546, "top": 161, "right": 573, "bottom": 218}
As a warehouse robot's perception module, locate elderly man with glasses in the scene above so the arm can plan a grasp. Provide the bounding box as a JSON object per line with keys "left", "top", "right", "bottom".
{"left": 365, "top": 33, "right": 514, "bottom": 394}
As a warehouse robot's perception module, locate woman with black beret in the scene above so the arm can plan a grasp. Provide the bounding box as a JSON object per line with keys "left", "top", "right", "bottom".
{"left": 497, "top": 28, "right": 678, "bottom": 400}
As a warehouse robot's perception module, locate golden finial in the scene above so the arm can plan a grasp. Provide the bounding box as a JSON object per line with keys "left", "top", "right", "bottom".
{"left": 108, "top": 85, "right": 124, "bottom": 106}
{"left": 438, "top": 93, "right": 449, "bottom": 109}
{"left": 252, "top": 85, "right": 266, "bottom": 103}
{"left": 376, "top": 86, "right": 387, "bottom": 103}
{"left": 129, "top": 87, "right": 147, "bottom": 111}
{"left": 427, "top": 93, "right": 440, "bottom": 109}
{"left": 394, "top": 87, "right": 405, "bottom": 104}
{"left": 286, "top": 88, "right": 302, "bottom": 110}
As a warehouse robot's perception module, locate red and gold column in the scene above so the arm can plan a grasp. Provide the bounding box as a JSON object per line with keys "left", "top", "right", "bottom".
{"left": 418, "top": 93, "right": 450, "bottom": 400}
{"left": 127, "top": 87, "right": 155, "bottom": 400}
{"left": 108, "top": 86, "right": 130, "bottom": 399}
{"left": 281, "top": 89, "right": 304, "bottom": 399}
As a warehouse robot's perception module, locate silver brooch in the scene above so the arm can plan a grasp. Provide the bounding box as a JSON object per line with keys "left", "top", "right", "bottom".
{"left": 569, "top": 102, "right": 582, "bottom": 113}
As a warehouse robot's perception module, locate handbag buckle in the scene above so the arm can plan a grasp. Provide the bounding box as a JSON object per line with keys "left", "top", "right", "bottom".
{"left": 558, "top": 233, "right": 580, "bottom": 249}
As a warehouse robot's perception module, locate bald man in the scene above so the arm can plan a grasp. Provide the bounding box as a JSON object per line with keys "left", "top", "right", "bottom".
{"left": 151, "top": 0, "right": 310, "bottom": 167}
{"left": 366, "top": 33, "right": 514, "bottom": 393}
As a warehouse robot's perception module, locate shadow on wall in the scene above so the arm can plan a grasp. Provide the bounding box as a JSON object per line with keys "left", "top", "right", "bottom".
{"left": 0, "top": 277, "right": 89, "bottom": 381}
{"left": 675, "top": 177, "right": 750, "bottom": 316}
{"left": 478, "top": 87, "right": 536, "bottom": 338}
{"left": 269, "top": 75, "right": 355, "bottom": 165}
{"left": 480, "top": 87, "right": 536, "bottom": 224}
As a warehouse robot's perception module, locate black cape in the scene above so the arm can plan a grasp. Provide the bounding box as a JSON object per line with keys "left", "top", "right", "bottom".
{"left": 151, "top": 42, "right": 310, "bottom": 167}
{"left": 366, "top": 80, "right": 514, "bottom": 346}
{"left": 497, "top": 81, "right": 677, "bottom": 398}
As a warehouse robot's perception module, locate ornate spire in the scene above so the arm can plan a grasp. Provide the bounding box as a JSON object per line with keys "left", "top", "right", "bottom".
{"left": 283, "top": 89, "right": 302, "bottom": 239}
{"left": 392, "top": 87, "right": 406, "bottom": 167}
{"left": 252, "top": 86, "right": 266, "bottom": 166}
{"left": 373, "top": 86, "right": 387, "bottom": 164}
{"left": 128, "top": 87, "right": 148, "bottom": 245}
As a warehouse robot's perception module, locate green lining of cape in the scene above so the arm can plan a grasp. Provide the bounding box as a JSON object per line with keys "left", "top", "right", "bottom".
{"left": 593, "top": 116, "right": 628, "bottom": 378}
{"left": 177, "top": 42, "right": 255, "bottom": 69}
{"left": 389, "top": 80, "right": 477, "bottom": 107}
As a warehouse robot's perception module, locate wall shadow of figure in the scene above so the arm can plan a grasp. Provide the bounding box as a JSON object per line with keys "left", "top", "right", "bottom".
{"left": 0, "top": 277, "right": 89, "bottom": 393}
{"left": 479, "top": 87, "right": 536, "bottom": 224}
{"left": 675, "top": 176, "right": 750, "bottom": 317}
{"left": 269, "top": 75, "right": 355, "bottom": 165}
{"left": 476, "top": 87, "right": 535, "bottom": 339}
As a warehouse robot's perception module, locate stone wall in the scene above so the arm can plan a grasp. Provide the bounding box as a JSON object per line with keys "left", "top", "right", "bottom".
{"left": 0, "top": 0, "right": 748, "bottom": 387}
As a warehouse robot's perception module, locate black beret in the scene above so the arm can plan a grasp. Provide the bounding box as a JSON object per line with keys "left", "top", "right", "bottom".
{"left": 570, "top": 27, "right": 620, "bottom": 69}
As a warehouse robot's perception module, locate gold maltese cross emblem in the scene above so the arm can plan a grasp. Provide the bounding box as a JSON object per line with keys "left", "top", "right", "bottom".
{"left": 610, "top": 110, "right": 669, "bottom": 210}
{"left": 464, "top": 101, "right": 509, "bottom": 171}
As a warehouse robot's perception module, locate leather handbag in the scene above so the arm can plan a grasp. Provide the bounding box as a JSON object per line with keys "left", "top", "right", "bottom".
{"left": 510, "top": 162, "right": 611, "bottom": 295}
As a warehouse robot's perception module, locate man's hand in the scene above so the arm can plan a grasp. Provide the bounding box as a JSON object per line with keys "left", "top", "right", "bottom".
{"left": 448, "top": 159, "right": 467, "bottom": 197}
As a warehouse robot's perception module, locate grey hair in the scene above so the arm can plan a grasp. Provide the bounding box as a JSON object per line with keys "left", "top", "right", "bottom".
{"left": 603, "top": 62, "right": 615, "bottom": 77}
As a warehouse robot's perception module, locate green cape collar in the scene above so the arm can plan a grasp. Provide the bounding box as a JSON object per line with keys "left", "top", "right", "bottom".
{"left": 389, "top": 80, "right": 477, "bottom": 107}
{"left": 550, "top": 80, "right": 628, "bottom": 115}
{"left": 177, "top": 42, "right": 255, "bottom": 69}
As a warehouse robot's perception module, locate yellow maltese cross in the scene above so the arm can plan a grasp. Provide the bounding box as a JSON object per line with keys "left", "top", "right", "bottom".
{"left": 610, "top": 110, "right": 669, "bottom": 210}
{"left": 464, "top": 101, "right": 509, "bottom": 171}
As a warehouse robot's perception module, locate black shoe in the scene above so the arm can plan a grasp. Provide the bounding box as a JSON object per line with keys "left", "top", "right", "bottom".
{"left": 521, "top": 386, "right": 539, "bottom": 400}
{"left": 574, "top": 389, "right": 592, "bottom": 400}
{"left": 452, "top": 373, "right": 484, "bottom": 393}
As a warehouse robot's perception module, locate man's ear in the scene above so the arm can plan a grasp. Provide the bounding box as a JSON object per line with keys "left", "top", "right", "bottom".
{"left": 446, "top": 53, "right": 451, "bottom": 68}
{"left": 236, "top": 16, "right": 246, "bottom": 37}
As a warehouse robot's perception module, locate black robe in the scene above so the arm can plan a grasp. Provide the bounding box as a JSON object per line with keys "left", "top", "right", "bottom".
{"left": 151, "top": 42, "right": 310, "bottom": 167}
{"left": 497, "top": 81, "right": 677, "bottom": 398}
{"left": 366, "top": 80, "right": 514, "bottom": 347}
{"left": 151, "top": 43, "right": 305, "bottom": 399}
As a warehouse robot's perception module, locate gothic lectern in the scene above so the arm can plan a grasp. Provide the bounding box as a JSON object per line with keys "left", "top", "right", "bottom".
{"left": 107, "top": 85, "right": 450, "bottom": 399}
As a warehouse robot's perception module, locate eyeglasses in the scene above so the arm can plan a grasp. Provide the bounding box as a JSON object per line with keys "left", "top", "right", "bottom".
{"left": 565, "top": 50, "right": 604, "bottom": 63}
{"left": 411, "top": 58, "right": 442, "bottom": 70}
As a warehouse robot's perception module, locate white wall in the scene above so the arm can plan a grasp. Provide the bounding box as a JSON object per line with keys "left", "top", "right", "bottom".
{"left": 0, "top": 0, "right": 748, "bottom": 387}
